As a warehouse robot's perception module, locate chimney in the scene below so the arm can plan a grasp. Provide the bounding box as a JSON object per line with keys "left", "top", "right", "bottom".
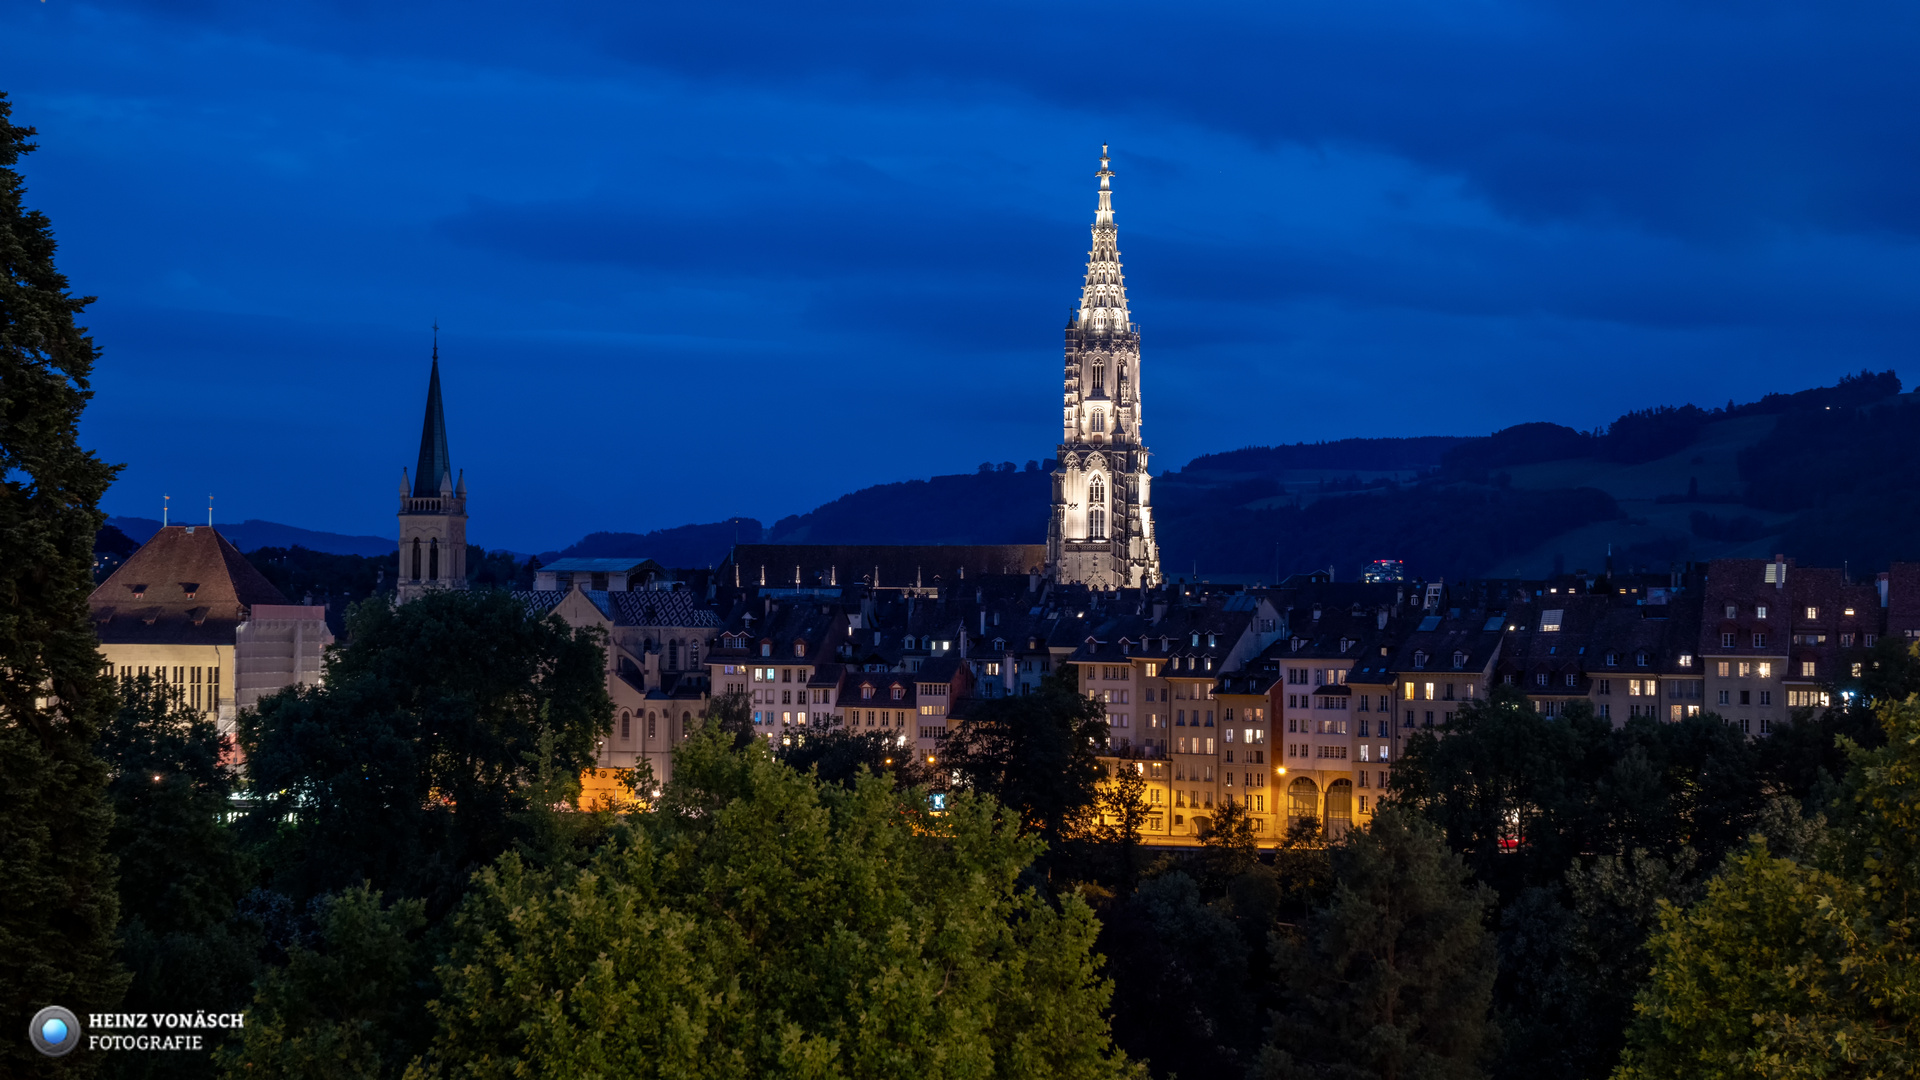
{"left": 1879, "top": 572, "right": 1891, "bottom": 609}
{"left": 980, "top": 611, "right": 987, "bottom": 635}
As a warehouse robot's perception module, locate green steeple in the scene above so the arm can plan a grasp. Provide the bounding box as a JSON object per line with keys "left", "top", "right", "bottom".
{"left": 413, "top": 332, "right": 452, "bottom": 497}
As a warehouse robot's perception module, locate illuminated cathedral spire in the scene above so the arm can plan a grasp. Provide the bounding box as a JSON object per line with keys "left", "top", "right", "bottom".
{"left": 1077, "top": 144, "right": 1131, "bottom": 333}
{"left": 1047, "top": 147, "right": 1160, "bottom": 590}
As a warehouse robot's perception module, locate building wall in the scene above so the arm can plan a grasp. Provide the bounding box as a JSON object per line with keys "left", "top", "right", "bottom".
{"left": 234, "top": 607, "right": 332, "bottom": 711}
{"left": 101, "top": 643, "right": 235, "bottom": 730}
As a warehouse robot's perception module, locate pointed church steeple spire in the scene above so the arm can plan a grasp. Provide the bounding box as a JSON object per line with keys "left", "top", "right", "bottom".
{"left": 413, "top": 325, "right": 452, "bottom": 498}
{"left": 396, "top": 323, "right": 470, "bottom": 604}
{"left": 1078, "top": 144, "right": 1130, "bottom": 333}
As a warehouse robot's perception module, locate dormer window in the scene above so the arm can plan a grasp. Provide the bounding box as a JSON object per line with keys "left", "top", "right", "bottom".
{"left": 891, "top": 685, "right": 904, "bottom": 701}
{"left": 905, "top": 635, "right": 916, "bottom": 649}
{"left": 1635, "top": 651, "right": 1649, "bottom": 667}
{"left": 1414, "top": 651, "right": 1428, "bottom": 670}
{"left": 1160, "top": 636, "right": 1169, "bottom": 651}
{"left": 1340, "top": 638, "right": 1352, "bottom": 653}
{"left": 1191, "top": 632, "right": 1200, "bottom": 647}
{"left": 179, "top": 582, "right": 199, "bottom": 599}
{"left": 1452, "top": 651, "right": 1465, "bottom": 669}
{"left": 1605, "top": 651, "right": 1619, "bottom": 667}
{"left": 1291, "top": 638, "right": 1303, "bottom": 652}
{"left": 760, "top": 642, "right": 771, "bottom": 657}
{"left": 794, "top": 641, "right": 807, "bottom": 658}
{"left": 861, "top": 684, "right": 874, "bottom": 700}
{"left": 993, "top": 638, "right": 1005, "bottom": 652}
{"left": 128, "top": 583, "right": 148, "bottom": 599}
{"left": 1207, "top": 633, "right": 1217, "bottom": 647}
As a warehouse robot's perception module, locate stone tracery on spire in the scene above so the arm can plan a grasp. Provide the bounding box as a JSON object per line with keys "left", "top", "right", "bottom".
{"left": 1078, "top": 144, "right": 1131, "bottom": 333}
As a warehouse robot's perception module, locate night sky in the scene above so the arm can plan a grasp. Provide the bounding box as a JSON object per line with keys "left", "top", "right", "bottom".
{"left": 8, "top": 2, "right": 1918, "bottom": 552}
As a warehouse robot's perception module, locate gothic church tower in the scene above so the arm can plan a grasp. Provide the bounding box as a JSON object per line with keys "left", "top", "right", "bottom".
{"left": 397, "top": 335, "right": 468, "bottom": 603}
{"left": 1047, "top": 146, "right": 1161, "bottom": 589}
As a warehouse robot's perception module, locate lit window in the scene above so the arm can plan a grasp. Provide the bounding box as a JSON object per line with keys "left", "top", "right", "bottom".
{"left": 1757, "top": 606, "right": 1768, "bottom": 619}
{"left": 1801, "top": 661, "right": 1815, "bottom": 677}
{"left": 1806, "top": 606, "right": 1818, "bottom": 619}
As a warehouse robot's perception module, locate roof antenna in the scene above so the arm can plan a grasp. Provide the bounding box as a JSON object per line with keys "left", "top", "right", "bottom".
{"left": 162, "top": 493, "right": 169, "bottom": 527}
{"left": 208, "top": 494, "right": 214, "bottom": 527}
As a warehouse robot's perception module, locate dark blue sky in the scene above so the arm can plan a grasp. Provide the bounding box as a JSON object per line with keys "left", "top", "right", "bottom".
{"left": 9, "top": 1, "right": 1918, "bottom": 551}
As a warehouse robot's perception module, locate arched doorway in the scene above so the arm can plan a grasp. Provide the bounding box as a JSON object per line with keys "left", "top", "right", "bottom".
{"left": 1325, "top": 779, "right": 1354, "bottom": 840}
{"left": 1288, "top": 776, "right": 1320, "bottom": 833}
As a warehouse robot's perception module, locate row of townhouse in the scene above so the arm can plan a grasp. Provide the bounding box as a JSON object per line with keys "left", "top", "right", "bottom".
{"left": 523, "top": 548, "right": 1920, "bottom": 826}
{"left": 1074, "top": 557, "right": 1920, "bottom": 848}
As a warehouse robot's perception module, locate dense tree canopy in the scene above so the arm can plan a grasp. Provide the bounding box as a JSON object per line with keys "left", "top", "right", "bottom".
{"left": 98, "top": 677, "right": 257, "bottom": 1076}
{"left": 1259, "top": 808, "right": 1498, "bottom": 1080}
{"left": 0, "top": 90, "right": 127, "bottom": 1078}
{"left": 408, "top": 726, "right": 1143, "bottom": 1079}
{"left": 1617, "top": 695, "right": 1920, "bottom": 1078}
{"left": 939, "top": 669, "right": 1109, "bottom": 849}
{"left": 241, "top": 589, "right": 612, "bottom": 913}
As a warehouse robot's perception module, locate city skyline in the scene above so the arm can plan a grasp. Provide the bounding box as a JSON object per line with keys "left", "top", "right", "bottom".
{"left": 7, "top": 2, "right": 1918, "bottom": 552}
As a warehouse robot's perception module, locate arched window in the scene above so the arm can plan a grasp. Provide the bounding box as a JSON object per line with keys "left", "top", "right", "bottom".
{"left": 1091, "top": 358, "right": 1105, "bottom": 392}
{"left": 1288, "top": 776, "right": 1320, "bottom": 831}
{"left": 689, "top": 642, "right": 700, "bottom": 667}
{"left": 1089, "top": 507, "right": 1107, "bottom": 540}
{"left": 647, "top": 712, "right": 657, "bottom": 739}
{"left": 429, "top": 537, "right": 440, "bottom": 581}
{"left": 1089, "top": 475, "right": 1105, "bottom": 505}
{"left": 1091, "top": 410, "right": 1105, "bottom": 433}
{"left": 1325, "top": 779, "right": 1354, "bottom": 840}
{"left": 620, "top": 711, "right": 631, "bottom": 739}
{"left": 668, "top": 640, "right": 679, "bottom": 669}
{"left": 411, "top": 538, "right": 422, "bottom": 581}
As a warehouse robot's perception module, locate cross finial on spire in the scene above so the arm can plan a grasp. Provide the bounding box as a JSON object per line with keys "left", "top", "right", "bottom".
{"left": 432, "top": 320, "right": 439, "bottom": 362}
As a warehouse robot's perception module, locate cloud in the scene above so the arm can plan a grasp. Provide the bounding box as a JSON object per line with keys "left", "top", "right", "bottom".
{"left": 8, "top": 0, "right": 1918, "bottom": 550}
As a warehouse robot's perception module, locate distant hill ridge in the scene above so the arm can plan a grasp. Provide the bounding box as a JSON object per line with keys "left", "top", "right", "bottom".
{"left": 116, "top": 370, "right": 1915, "bottom": 580}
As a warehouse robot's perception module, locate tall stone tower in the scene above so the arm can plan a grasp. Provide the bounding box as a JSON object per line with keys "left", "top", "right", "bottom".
{"left": 396, "top": 335, "right": 468, "bottom": 603}
{"left": 1047, "top": 146, "right": 1161, "bottom": 590}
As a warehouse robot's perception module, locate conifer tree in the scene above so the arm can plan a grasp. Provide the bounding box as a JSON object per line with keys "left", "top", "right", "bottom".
{"left": 1259, "top": 808, "right": 1497, "bottom": 1080}
{"left": 0, "top": 91, "right": 127, "bottom": 1077}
